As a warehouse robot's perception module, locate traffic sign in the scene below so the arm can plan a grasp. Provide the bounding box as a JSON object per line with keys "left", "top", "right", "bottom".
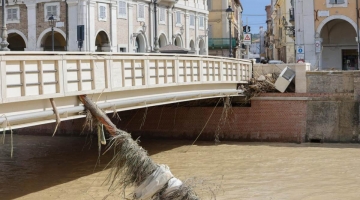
{"left": 243, "top": 33, "right": 251, "bottom": 45}
{"left": 296, "top": 45, "right": 304, "bottom": 54}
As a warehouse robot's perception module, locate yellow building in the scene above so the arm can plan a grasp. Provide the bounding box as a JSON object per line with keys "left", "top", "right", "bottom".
{"left": 271, "top": 0, "right": 295, "bottom": 63}
{"left": 315, "top": 0, "right": 358, "bottom": 70}
{"left": 207, "top": 0, "right": 242, "bottom": 58}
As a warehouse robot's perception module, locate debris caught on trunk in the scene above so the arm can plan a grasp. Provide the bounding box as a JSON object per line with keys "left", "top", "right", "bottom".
{"left": 78, "top": 95, "right": 201, "bottom": 199}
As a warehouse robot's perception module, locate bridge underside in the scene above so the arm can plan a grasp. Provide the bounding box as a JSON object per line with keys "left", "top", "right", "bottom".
{"left": 0, "top": 83, "right": 244, "bottom": 130}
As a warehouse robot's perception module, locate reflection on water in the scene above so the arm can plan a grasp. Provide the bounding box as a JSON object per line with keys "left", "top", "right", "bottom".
{"left": 1, "top": 135, "right": 360, "bottom": 200}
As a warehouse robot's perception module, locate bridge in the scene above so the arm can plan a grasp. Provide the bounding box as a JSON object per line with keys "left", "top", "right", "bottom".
{"left": 0, "top": 52, "right": 252, "bottom": 130}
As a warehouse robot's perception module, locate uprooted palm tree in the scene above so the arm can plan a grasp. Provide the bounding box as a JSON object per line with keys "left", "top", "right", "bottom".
{"left": 79, "top": 95, "right": 199, "bottom": 199}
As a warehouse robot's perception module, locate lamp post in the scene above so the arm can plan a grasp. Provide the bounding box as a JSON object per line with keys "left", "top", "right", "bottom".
{"left": 152, "top": 0, "right": 159, "bottom": 52}
{"left": 0, "top": 0, "right": 9, "bottom": 51}
{"left": 226, "top": 6, "right": 234, "bottom": 58}
{"left": 48, "top": 15, "right": 56, "bottom": 51}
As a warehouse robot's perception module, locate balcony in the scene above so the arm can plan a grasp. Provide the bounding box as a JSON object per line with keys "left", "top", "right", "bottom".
{"left": 209, "top": 38, "right": 237, "bottom": 49}
{"left": 157, "top": 0, "right": 178, "bottom": 6}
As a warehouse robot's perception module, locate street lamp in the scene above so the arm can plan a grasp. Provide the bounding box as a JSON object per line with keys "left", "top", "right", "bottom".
{"left": 226, "top": 6, "right": 234, "bottom": 58}
{"left": 0, "top": 0, "right": 9, "bottom": 51}
{"left": 152, "top": 0, "right": 160, "bottom": 53}
{"left": 48, "top": 15, "right": 56, "bottom": 51}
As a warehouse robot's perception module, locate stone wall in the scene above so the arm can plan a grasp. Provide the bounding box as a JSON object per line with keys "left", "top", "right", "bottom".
{"left": 305, "top": 71, "right": 360, "bottom": 142}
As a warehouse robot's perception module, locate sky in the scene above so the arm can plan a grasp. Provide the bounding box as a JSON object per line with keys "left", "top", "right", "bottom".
{"left": 241, "top": 0, "right": 270, "bottom": 33}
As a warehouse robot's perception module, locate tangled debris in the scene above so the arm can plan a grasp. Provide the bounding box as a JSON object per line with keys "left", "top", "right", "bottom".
{"left": 79, "top": 95, "right": 201, "bottom": 200}
{"left": 240, "top": 71, "right": 295, "bottom": 101}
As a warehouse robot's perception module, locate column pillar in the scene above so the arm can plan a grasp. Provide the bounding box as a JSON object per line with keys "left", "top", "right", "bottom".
{"left": 204, "top": 14, "right": 208, "bottom": 55}
{"left": 78, "top": 0, "right": 87, "bottom": 51}
{"left": 168, "top": 8, "right": 173, "bottom": 44}
{"left": 25, "top": 2, "right": 36, "bottom": 51}
{"left": 89, "top": 2, "right": 96, "bottom": 52}
{"left": 67, "top": 0, "right": 79, "bottom": 51}
{"left": 185, "top": 12, "right": 190, "bottom": 49}
{"left": 195, "top": 13, "right": 199, "bottom": 54}
{"left": 128, "top": 3, "right": 134, "bottom": 52}
{"left": 110, "top": 2, "right": 118, "bottom": 52}
{"left": 150, "top": 3, "right": 154, "bottom": 51}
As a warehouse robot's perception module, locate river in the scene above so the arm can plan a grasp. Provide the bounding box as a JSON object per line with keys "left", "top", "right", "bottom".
{"left": 1, "top": 134, "right": 360, "bottom": 200}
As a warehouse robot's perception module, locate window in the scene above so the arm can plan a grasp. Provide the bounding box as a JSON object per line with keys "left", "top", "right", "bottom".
{"left": 190, "top": 14, "right": 195, "bottom": 27}
{"left": 176, "top": 11, "right": 181, "bottom": 24}
{"left": 120, "top": 47, "right": 126, "bottom": 52}
{"left": 118, "top": 1, "right": 127, "bottom": 19}
{"left": 159, "top": 8, "right": 165, "bottom": 24}
{"left": 44, "top": 2, "right": 60, "bottom": 21}
{"left": 327, "top": 0, "right": 347, "bottom": 7}
{"left": 98, "top": 3, "right": 107, "bottom": 21}
{"left": 138, "top": 4, "right": 145, "bottom": 21}
{"left": 329, "top": 0, "right": 345, "bottom": 4}
{"left": 207, "top": 0, "right": 212, "bottom": 10}
{"left": 199, "top": 16, "right": 204, "bottom": 29}
{"left": 7, "top": 7, "right": 19, "bottom": 23}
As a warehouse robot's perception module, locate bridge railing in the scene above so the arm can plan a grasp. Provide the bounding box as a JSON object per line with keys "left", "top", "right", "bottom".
{"left": 0, "top": 52, "right": 252, "bottom": 104}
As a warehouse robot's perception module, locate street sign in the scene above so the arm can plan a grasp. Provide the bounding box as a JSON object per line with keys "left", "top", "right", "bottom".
{"left": 243, "top": 33, "right": 251, "bottom": 45}
{"left": 296, "top": 45, "right": 304, "bottom": 54}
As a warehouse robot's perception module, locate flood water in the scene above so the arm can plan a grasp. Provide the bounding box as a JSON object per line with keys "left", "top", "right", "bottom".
{"left": 1, "top": 134, "right": 360, "bottom": 200}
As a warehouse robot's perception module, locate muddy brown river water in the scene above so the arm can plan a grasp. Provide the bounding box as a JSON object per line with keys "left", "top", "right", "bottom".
{"left": 1, "top": 135, "right": 360, "bottom": 200}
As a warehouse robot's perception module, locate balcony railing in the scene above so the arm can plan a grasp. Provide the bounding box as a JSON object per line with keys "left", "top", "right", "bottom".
{"left": 209, "top": 38, "right": 237, "bottom": 49}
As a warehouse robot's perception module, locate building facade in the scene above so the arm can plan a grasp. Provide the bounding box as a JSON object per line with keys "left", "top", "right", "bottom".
{"left": 270, "top": 0, "right": 295, "bottom": 63}
{"left": 0, "top": 0, "right": 209, "bottom": 54}
{"left": 264, "top": 4, "right": 273, "bottom": 60}
{"left": 207, "top": 0, "right": 242, "bottom": 58}
{"left": 296, "top": 0, "right": 359, "bottom": 70}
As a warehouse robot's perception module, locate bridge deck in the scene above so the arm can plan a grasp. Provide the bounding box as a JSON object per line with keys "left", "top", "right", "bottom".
{"left": 0, "top": 52, "right": 252, "bottom": 129}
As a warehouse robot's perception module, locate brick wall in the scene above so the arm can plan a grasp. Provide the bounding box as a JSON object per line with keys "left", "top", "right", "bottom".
{"left": 117, "top": 99, "right": 307, "bottom": 143}
{"left": 15, "top": 96, "right": 307, "bottom": 143}
{"left": 36, "top": 2, "right": 67, "bottom": 40}
{"left": 7, "top": 4, "right": 28, "bottom": 37}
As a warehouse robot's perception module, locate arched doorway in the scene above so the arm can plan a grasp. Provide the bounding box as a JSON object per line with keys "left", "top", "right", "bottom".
{"left": 320, "top": 19, "right": 357, "bottom": 70}
{"left": 8, "top": 33, "right": 26, "bottom": 51}
{"left": 159, "top": 34, "right": 167, "bottom": 48}
{"left": 199, "top": 39, "right": 205, "bottom": 55}
{"left": 174, "top": 36, "right": 182, "bottom": 47}
{"left": 95, "top": 31, "right": 111, "bottom": 52}
{"left": 135, "top": 34, "right": 146, "bottom": 53}
{"left": 42, "top": 31, "right": 66, "bottom": 51}
{"left": 189, "top": 40, "right": 195, "bottom": 51}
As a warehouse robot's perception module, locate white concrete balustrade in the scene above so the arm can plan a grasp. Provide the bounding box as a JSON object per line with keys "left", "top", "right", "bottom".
{"left": 0, "top": 52, "right": 251, "bottom": 129}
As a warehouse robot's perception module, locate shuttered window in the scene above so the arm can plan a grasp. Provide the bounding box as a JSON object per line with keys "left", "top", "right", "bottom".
{"left": 176, "top": 11, "right": 181, "bottom": 24}
{"left": 7, "top": 8, "right": 18, "bottom": 21}
{"left": 138, "top": 4, "right": 145, "bottom": 20}
{"left": 99, "top": 6, "right": 106, "bottom": 19}
{"left": 159, "top": 8, "right": 165, "bottom": 23}
{"left": 118, "top": 1, "right": 127, "bottom": 18}
{"left": 46, "top": 5, "right": 57, "bottom": 18}
{"left": 190, "top": 14, "right": 195, "bottom": 27}
{"left": 199, "top": 16, "right": 204, "bottom": 28}
{"left": 329, "top": 0, "right": 345, "bottom": 4}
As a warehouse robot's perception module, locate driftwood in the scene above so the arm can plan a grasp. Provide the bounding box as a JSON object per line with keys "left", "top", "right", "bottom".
{"left": 78, "top": 95, "right": 199, "bottom": 199}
